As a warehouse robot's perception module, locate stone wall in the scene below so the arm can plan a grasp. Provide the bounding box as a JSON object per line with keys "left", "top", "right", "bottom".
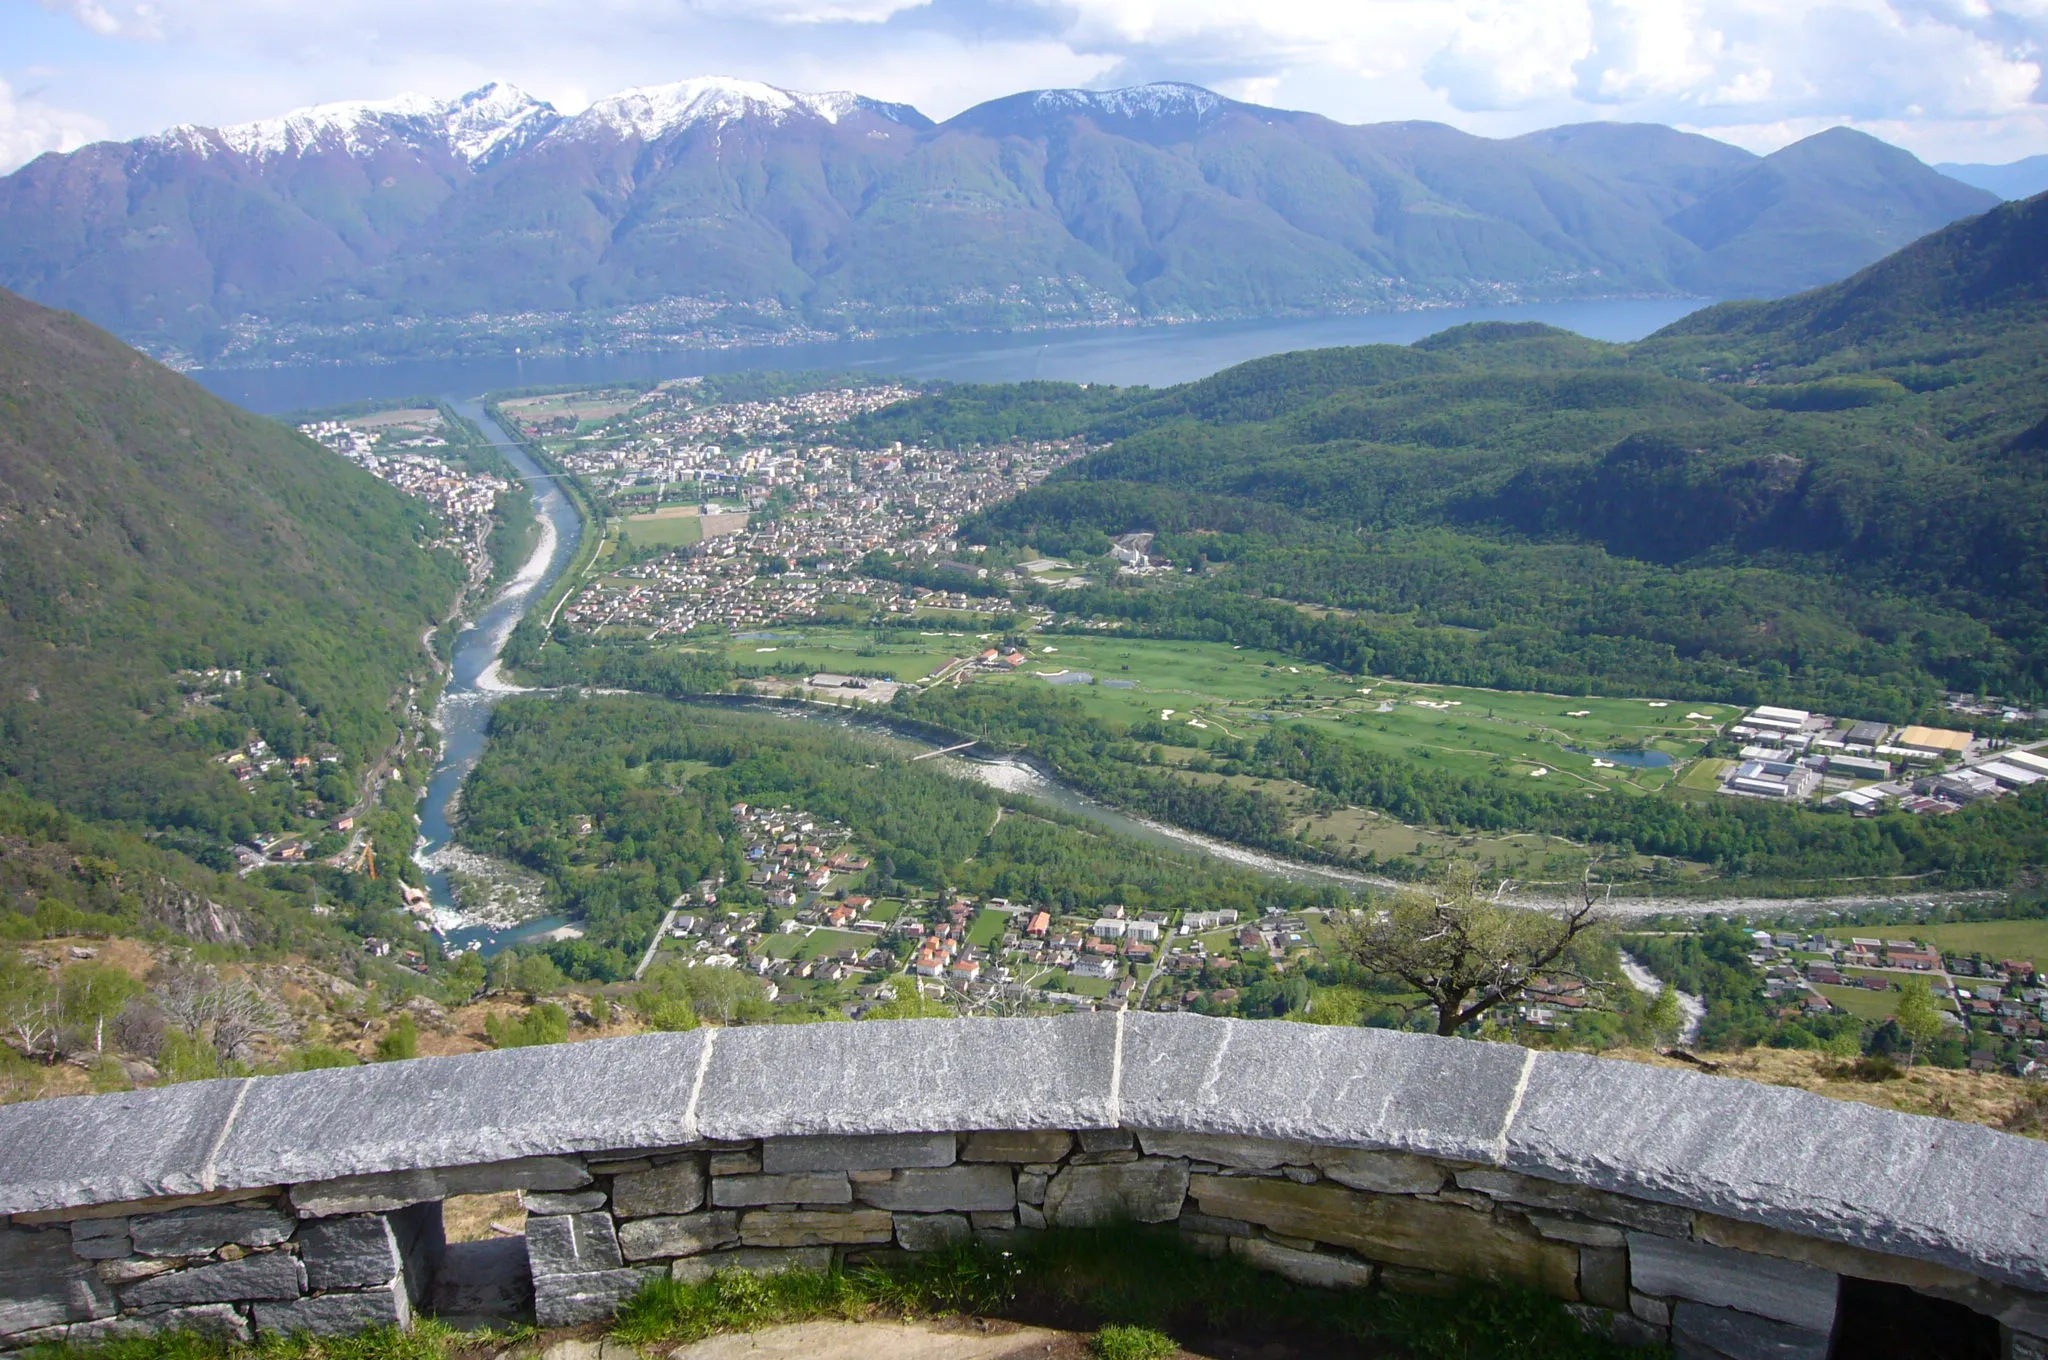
{"left": 3, "top": 1014, "right": 2045, "bottom": 1359}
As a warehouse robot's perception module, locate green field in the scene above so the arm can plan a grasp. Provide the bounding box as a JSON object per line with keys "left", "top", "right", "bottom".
{"left": 970, "top": 634, "right": 1729, "bottom": 797}
{"left": 1824, "top": 920, "right": 2048, "bottom": 962}
{"left": 967, "top": 910, "right": 1010, "bottom": 948}
{"left": 1816, "top": 982, "right": 1904, "bottom": 1021}
{"left": 703, "top": 626, "right": 1731, "bottom": 801}
{"left": 620, "top": 509, "right": 705, "bottom": 550}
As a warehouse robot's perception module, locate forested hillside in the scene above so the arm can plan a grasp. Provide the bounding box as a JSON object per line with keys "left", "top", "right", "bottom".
{"left": 920, "top": 194, "right": 2048, "bottom": 715}
{"left": 0, "top": 289, "right": 463, "bottom": 842}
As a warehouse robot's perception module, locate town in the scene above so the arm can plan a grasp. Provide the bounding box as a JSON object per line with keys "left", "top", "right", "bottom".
{"left": 498, "top": 381, "right": 1086, "bottom": 637}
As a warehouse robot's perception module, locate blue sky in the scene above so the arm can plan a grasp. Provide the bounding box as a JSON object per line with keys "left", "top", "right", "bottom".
{"left": 5, "top": 0, "right": 2047, "bottom": 170}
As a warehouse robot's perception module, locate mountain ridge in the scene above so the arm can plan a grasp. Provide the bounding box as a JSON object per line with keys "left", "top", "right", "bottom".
{"left": 0, "top": 79, "right": 1998, "bottom": 366}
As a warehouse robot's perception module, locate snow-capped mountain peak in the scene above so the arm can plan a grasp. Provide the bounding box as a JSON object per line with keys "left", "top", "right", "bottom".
{"left": 564, "top": 76, "right": 900, "bottom": 142}
{"left": 1031, "top": 83, "right": 1229, "bottom": 122}
{"left": 442, "top": 83, "right": 562, "bottom": 165}
{"left": 156, "top": 84, "right": 559, "bottom": 167}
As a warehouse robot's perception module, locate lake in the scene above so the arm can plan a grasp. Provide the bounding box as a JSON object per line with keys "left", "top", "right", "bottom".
{"left": 193, "top": 298, "right": 1706, "bottom": 415}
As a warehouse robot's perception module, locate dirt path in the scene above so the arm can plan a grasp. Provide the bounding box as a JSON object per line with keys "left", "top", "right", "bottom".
{"left": 667, "top": 1320, "right": 1076, "bottom": 1360}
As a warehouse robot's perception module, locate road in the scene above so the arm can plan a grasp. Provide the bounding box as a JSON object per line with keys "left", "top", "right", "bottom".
{"left": 634, "top": 907, "right": 681, "bottom": 981}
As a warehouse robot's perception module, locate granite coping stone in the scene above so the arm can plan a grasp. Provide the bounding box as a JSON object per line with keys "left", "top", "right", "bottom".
{"left": 212, "top": 1031, "right": 710, "bottom": 1187}
{"left": 1505, "top": 1050, "right": 2048, "bottom": 1292}
{"left": 694, "top": 1016, "right": 1120, "bottom": 1140}
{"left": 1120, "top": 1014, "right": 1527, "bottom": 1164}
{"left": 2, "top": 1014, "right": 2047, "bottom": 1306}
{"left": 0, "top": 1080, "right": 251, "bottom": 1215}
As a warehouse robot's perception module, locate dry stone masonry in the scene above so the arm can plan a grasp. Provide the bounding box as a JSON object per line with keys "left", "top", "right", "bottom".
{"left": 2, "top": 1014, "right": 2045, "bottom": 1359}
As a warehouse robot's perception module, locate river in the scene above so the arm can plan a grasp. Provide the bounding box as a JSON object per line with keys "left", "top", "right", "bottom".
{"left": 192, "top": 298, "right": 1703, "bottom": 415}
{"left": 415, "top": 400, "right": 583, "bottom": 954}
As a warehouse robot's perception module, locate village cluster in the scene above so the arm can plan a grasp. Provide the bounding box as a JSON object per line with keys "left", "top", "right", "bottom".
{"left": 1748, "top": 931, "right": 2047, "bottom": 1073}
{"left": 298, "top": 417, "right": 511, "bottom": 581}
{"left": 506, "top": 383, "right": 1082, "bottom": 637}
{"left": 1714, "top": 703, "right": 2047, "bottom": 814}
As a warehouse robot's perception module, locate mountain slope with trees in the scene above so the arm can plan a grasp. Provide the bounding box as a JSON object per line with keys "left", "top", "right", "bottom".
{"left": 0, "top": 288, "right": 462, "bottom": 842}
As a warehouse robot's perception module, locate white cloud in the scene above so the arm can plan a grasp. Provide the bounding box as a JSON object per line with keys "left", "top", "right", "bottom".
{"left": 23, "top": 0, "right": 2048, "bottom": 160}
{"left": 0, "top": 77, "right": 106, "bottom": 171}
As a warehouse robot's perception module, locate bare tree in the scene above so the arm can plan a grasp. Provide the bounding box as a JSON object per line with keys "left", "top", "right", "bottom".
{"left": 153, "top": 965, "right": 284, "bottom": 1063}
{"left": 1331, "top": 863, "right": 1607, "bottom": 1036}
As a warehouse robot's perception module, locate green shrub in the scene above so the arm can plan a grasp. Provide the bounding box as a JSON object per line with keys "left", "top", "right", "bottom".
{"left": 1091, "top": 1325, "right": 1177, "bottom": 1360}
{"left": 484, "top": 1002, "right": 570, "bottom": 1049}
{"left": 374, "top": 1014, "right": 418, "bottom": 1062}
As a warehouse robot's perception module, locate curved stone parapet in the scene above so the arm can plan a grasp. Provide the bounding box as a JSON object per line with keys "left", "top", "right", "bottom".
{"left": 2, "top": 1014, "right": 2044, "bottom": 1354}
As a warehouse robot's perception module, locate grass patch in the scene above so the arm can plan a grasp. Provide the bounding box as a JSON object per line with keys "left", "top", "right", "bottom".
{"left": 12, "top": 1321, "right": 535, "bottom": 1360}
{"left": 1091, "top": 1324, "right": 1177, "bottom": 1360}
{"left": 613, "top": 1227, "right": 1652, "bottom": 1360}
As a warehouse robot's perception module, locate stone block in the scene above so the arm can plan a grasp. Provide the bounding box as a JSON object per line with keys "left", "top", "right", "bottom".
{"left": 534, "top": 1267, "right": 663, "bottom": 1327}
{"left": 1453, "top": 1169, "right": 1691, "bottom": 1236}
{"left": 895, "top": 1214, "right": 973, "bottom": 1251}
{"left": 856, "top": 1166, "right": 1016, "bottom": 1213}
{"left": 289, "top": 1156, "right": 590, "bottom": 1217}
{"left": 525, "top": 1190, "right": 609, "bottom": 1216}
{"left": 1527, "top": 1215, "right": 1625, "bottom": 1248}
{"left": 1042, "top": 1160, "right": 1189, "bottom": 1228}
{"left": 1181, "top": 1212, "right": 1254, "bottom": 1238}
{"left": 80, "top": 1303, "right": 250, "bottom": 1344}
{"left": 131, "top": 1205, "right": 296, "bottom": 1257}
{"left": 1669, "top": 1302, "right": 1830, "bottom": 1360}
{"left": 1077, "top": 1129, "right": 1135, "bottom": 1153}
{"left": 739, "top": 1210, "right": 895, "bottom": 1247}
{"left": 254, "top": 1282, "right": 409, "bottom": 1336}
{"left": 527, "top": 1213, "right": 624, "bottom": 1277}
{"left": 962, "top": 1131, "right": 1073, "bottom": 1163}
{"left": 613, "top": 1160, "right": 706, "bottom": 1217}
{"left": 760, "top": 1134, "right": 957, "bottom": 1175}
{"left": 1016, "top": 1172, "right": 1048, "bottom": 1206}
{"left": 1506, "top": 1048, "right": 2048, "bottom": 1294}
{"left": 698, "top": 1017, "right": 1118, "bottom": 1142}
{"left": 1579, "top": 1247, "right": 1629, "bottom": 1311}
{"left": 617, "top": 1213, "right": 740, "bottom": 1261}
{"left": 1692, "top": 1212, "right": 1982, "bottom": 1293}
{"left": 212, "top": 1031, "right": 709, "bottom": 1192}
{"left": 98, "top": 1258, "right": 175, "bottom": 1285}
{"left": 1069, "top": 1151, "right": 1139, "bottom": 1166}
{"left": 709, "top": 1150, "right": 762, "bottom": 1176}
{"left": 0, "top": 1078, "right": 251, "bottom": 1216}
{"left": 712, "top": 1173, "right": 853, "bottom": 1207}
{"left": 1628, "top": 1233, "right": 1836, "bottom": 1333}
{"left": 69, "top": 1219, "right": 130, "bottom": 1261}
{"left": 1190, "top": 1174, "right": 1578, "bottom": 1300}
{"left": 1316, "top": 1150, "right": 1447, "bottom": 1196}
{"left": 120, "top": 1251, "right": 304, "bottom": 1307}
{"left": 1630, "top": 1293, "right": 1671, "bottom": 1327}
{"left": 1017, "top": 1204, "right": 1046, "bottom": 1231}
{"left": 1229, "top": 1236, "right": 1374, "bottom": 1290}
{"left": 669, "top": 1248, "right": 832, "bottom": 1282}
{"left": 1, "top": 1225, "right": 115, "bottom": 1338}
{"left": 298, "top": 1215, "right": 400, "bottom": 1291}
{"left": 1137, "top": 1131, "right": 1315, "bottom": 1169}
{"left": 1120, "top": 1014, "right": 1529, "bottom": 1165}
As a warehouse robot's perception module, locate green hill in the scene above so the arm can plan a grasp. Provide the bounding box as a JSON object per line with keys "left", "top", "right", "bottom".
{"left": 0, "top": 288, "right": 463, "bottom": 845}
{"left": 905, "top": 194, "right": 2048, "bottom": 714}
